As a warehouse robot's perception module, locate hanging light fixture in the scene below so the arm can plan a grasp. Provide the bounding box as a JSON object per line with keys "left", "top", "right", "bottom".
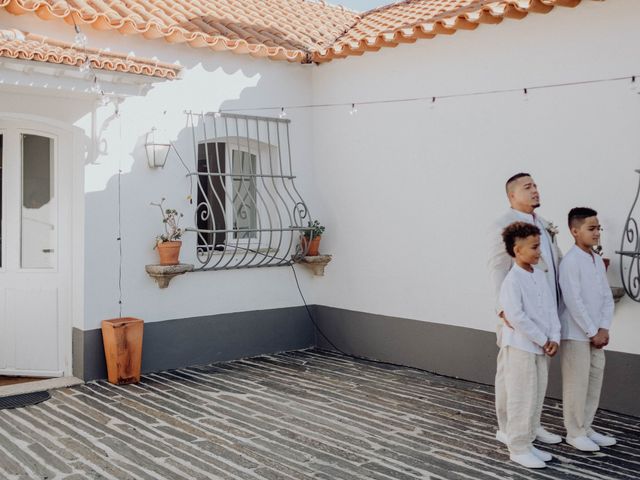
{"left": 145, "top": 127, "right": 171, "bottom": 168}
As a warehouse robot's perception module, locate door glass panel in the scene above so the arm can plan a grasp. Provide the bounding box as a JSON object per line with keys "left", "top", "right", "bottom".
{"left": 21, "top": 134, "right": 55, "bottom": 269}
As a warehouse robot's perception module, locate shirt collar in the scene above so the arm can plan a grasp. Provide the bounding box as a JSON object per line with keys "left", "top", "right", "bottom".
{"left": 511, "top": 208, "right": 536, "bottom": 223}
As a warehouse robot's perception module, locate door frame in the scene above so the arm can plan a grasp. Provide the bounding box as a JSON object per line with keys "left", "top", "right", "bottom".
{"left": 0, "top": 112, "right": 82, "bottom": 378}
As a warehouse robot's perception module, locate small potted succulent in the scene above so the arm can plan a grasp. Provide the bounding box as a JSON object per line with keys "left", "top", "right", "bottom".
{"left": 151, "top": 198, "right": 184, "bottom": 265}
{"left": 301, "top": 220, "right": 325, "bottom": 256}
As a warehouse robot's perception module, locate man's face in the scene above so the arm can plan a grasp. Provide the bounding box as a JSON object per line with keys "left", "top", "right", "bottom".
{"left": 514, "top": 234, "right": 541, "bottom": 265}
{"left": 572, "top": 216, "right": 601, "bottom": 249}
{"left": 509, "top": 176, "right": 540, "bottom": 212}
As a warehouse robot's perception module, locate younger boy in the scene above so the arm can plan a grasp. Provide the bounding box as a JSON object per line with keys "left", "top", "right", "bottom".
{"left": 559, "top": 207, "right": 616, "bottom": 451}
{"left": 499, "top": 222, "right": 561, "bottom": 469}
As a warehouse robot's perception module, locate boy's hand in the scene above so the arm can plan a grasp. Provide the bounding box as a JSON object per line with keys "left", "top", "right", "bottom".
{"left": 543, "top": 341, "right": 559, "bottom": 357}
{"left": 499, "top": 311, "right": 514, "bottom": 330}
{"left": 591, "top": 329, "right": 610, "bottom": 349}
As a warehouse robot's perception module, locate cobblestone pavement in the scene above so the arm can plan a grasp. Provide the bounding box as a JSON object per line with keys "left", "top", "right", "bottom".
{"left": 0, "top": 349, "right": 638, "bottom": 479}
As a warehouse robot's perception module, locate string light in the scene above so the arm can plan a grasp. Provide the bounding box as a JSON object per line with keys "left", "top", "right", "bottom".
{"left": 219, "top": 73, "right": 639, "bottom": 116}
{"left": 631, "top": 76, "right": 638, "bottom": 93}
{"left": 79, "top": 58, "right": 91, "bottom": 73}
{"left": 349, "top": 103, "right": 358, "bottom": 116}
{"left": 522, "top": 87, "right": 529, "bottom": 102}
{"left": 73, "top": 25, "right": 88, "bottom": 50}
{"left": 429, "top": 96, "right": 436, "bottom": 110}
{"left": 278, "top": 107, "right": 287, "bottom": 118}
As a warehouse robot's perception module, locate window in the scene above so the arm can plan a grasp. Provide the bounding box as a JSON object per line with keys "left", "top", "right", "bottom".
{"left": 189, "top": 112, "right": 311, "bottom": 271}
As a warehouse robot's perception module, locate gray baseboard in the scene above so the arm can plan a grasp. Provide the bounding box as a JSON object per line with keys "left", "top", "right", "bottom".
{"left": 313, "top": 305, "right": 640, "bottom": 418}
{"left": 73, "top": 306, "right": 315, "bottom": 381}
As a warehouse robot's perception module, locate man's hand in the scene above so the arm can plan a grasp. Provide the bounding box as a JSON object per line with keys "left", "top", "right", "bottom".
{"left": 499, "top": 311, "right": 514, "bottom": 330}
{"left": 543, "top": 341, "right": 559, "bottom": 357}
{"left": 591, "top": 329, "right": 610, "bottom": 349}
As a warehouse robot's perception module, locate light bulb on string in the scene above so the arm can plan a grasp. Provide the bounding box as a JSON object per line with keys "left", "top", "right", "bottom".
{"left": 278, "top": 107, "right": 287, "bottom": 119}
{"left": 429, "top": 97, "right": 436, "bottom": 110}
{"left": 79, "top": 58, "right": 91, "bottom": 73}
{"left": 91, "top": 76, "right": 102, "bottom": 94}
{"left": 349, "top": 103, "right": 358, "bottom": 116}
{"left": 631, "top": 76, "right": 638, "bottom": 93}
{"left": 73, "top": 27, "right": 88, "bottom": 49}
{"left": 99, "top": 93, "right": 109, "bottom": 106}
{"left": 522, "top": 88, "right": 529, "bottom": 102}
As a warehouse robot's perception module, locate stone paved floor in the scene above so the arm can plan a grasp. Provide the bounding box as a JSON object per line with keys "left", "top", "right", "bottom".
{"left": 0, "top": 349, "right": 638, "bottom": 479}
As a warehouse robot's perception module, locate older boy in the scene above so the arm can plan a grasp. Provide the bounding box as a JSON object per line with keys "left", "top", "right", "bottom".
{"left": 499, "top": 222, "right": 561, "bottom": 468}
{"left": 559, "top": 207, "right": 616, "bottom": 451}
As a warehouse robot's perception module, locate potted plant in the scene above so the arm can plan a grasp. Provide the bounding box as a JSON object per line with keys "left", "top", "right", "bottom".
{"left": 151, "top": 198, "right": 184, "bottom": 265}
{"left": 301, "top": 220, "right": 325, "bottom": 256}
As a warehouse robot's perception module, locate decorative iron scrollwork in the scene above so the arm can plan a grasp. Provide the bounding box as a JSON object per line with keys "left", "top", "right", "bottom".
{"left": 183, "top": 112, "right": 314, "bottom": 271}
{"left": 616, "top": 169, "right": 640, "bottom": 302}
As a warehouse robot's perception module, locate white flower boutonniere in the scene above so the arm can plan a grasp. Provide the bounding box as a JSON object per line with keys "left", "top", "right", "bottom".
{"left": 546, "top": 222, "right": 559, "bottom": 242}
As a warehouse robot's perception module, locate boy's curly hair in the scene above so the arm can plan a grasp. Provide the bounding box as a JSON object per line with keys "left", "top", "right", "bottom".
{"left": 502, "top": 221, "right": 541, "bottom": 258}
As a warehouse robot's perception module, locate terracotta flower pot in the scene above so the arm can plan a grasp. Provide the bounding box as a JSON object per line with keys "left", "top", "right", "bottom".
{"left": 301, "top": 236, "right": 321, "bottom": 256}
{"left": 157, "top": 240, "right": 182, "bottom": 265}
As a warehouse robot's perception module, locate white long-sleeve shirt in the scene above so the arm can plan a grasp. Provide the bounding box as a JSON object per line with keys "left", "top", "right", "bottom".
{"left": 499, "top": 264, "right": 561, "bottom": 354}
{"left": 488, "top": 209, "right": 562, "bottom": 313}
{"left": 559, "top": 245, "right": 614, "bottom": 341}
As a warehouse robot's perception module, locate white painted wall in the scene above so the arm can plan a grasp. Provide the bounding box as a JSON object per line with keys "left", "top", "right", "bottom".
{"left": 310, "top": 0, "right": 640, "bottom": 355}
{"left": 0, "top": 10, "right": 319, "bottom": 331}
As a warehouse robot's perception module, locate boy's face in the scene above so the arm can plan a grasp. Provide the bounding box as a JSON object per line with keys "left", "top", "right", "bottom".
{"left": 572, "top": 216, "right": 601, "bottom": 248}
{"left": 514, "top": 234, "right": 541, "bottom": 265}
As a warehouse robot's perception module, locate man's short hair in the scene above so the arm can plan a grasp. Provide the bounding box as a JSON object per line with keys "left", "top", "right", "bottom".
{"left": 505, "top": 172, "right": 532, "bottom": 194}
{"left": 502, "top": 221, "right": 541, "bottom": 258}
{"left": 568, "top": 207, "right": 597, "bottom": 229}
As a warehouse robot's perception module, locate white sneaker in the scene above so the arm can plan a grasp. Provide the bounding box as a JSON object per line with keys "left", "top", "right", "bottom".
{"left": 588, "top": 431, "right": 617, "bottom": 447}
{"left": 495, "top": 430, "right": 508, "bottom": 445}
{"left": 510, "top": 452, "right": 546, "bottom": 469}
{"left": 567, "top": 436, "right": 600, "bottom": 452}
{"left": 530, "top": 446, "right": 552, "bottom": 462}
{"left": 535, "top": 427, "right": 562, "bottom": 444}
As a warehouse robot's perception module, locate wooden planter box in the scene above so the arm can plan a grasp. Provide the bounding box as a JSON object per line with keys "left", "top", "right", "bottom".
{"left": 101, "top": 317, "right": 144, "bottom": 385}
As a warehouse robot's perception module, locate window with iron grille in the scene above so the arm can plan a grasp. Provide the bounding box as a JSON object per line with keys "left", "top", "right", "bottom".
{"left": 188, "top": 112, "right": 312, "bottom": 271}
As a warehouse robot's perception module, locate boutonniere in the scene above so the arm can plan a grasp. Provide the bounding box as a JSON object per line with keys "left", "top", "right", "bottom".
{"left": 546, "top": 222, "right": 559, "bottom": 241}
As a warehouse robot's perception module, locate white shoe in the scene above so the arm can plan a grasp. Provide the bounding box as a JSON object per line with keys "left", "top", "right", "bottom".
{"left": 567, "top": 436, "right": 600, "bottom": 452}
{"left": 588, "top": 431, "right": 617, "bottom": 447}
{"left": 530, "top": 446, "right": 552, "bottom": 462}
{"left": 535, "top": 427, "right": 562, "bottom": 444}
{"left": 496, "top": 430, "right": 508, "bottom": 445}
{"left": 510, "top": 452, "right": 546, "bottom": 469}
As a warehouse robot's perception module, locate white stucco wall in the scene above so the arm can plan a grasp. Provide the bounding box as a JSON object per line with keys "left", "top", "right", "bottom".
{"left": 310, "top": 0, "right": 640, "bottom": 355}
{"left": 1, "top": 10, "right": 319, "bottom": 331}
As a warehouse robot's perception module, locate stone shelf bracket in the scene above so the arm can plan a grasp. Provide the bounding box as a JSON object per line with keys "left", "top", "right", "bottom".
{"left": 296, "top": 255, "right": 332, "bottom": 276}
{"left": 145, "top": 264, "right": 194, "bottom": 288}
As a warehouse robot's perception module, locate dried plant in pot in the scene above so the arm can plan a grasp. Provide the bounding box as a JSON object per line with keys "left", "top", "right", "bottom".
{"left": 151, "top": 198, "right": 184, "bottom": 265}
{"left": 301, "top": 220, "right": 325, "bottom": 256}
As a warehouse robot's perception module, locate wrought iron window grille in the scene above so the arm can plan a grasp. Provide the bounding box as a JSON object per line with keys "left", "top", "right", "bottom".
{"left": 182, "top": 111, "right": 314, "bottom": 271}
{"left": 616, "top": 169, "right": 640, "bottom": 302}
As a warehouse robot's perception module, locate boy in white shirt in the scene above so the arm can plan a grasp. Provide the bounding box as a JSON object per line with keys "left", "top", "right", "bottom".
{"left": 499, "top": 222, "right": 561, "bottom": 469}
{"left": 559, "top": 207, "right": 616, "bottom": 451}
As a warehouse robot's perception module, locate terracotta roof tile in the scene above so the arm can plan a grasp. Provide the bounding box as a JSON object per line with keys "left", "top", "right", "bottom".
{"left": 0, "top": 28, "right": 181, "bottom": 78}
{"left": 0, "top": 0, "right": 590, "bottom": 64}
{"left": 0, "top": 0, "right": 359, "bottom": 62}
{"left": 313, "top": 0, "right": 585, "bottom": 61}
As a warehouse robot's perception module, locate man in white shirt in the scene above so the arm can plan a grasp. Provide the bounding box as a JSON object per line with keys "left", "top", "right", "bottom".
{"left": 559, "top": 207, "right": 616, "bottom": 451}
{"left": 488, "top": 173, "right": 563, "bottom": 446}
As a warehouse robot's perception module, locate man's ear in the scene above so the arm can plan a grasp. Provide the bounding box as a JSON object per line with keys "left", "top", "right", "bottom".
{"left": 512, "top": 241, "right": 520, "bottom": 257}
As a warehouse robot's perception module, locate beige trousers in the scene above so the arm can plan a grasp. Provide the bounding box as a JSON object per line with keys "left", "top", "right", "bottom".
{"left": 495, "top": 341, "right": 544, "bottom": 435}
{"left": 502, "top": 346, "right": 550, "bottom": 455}
{"left": 561, "top": 340, "right": 605, "bottom": 438}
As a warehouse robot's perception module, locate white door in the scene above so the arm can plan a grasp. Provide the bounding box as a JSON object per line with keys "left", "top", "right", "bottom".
{"left": 0, "top": 119, "right": 71, "bottom": 377}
